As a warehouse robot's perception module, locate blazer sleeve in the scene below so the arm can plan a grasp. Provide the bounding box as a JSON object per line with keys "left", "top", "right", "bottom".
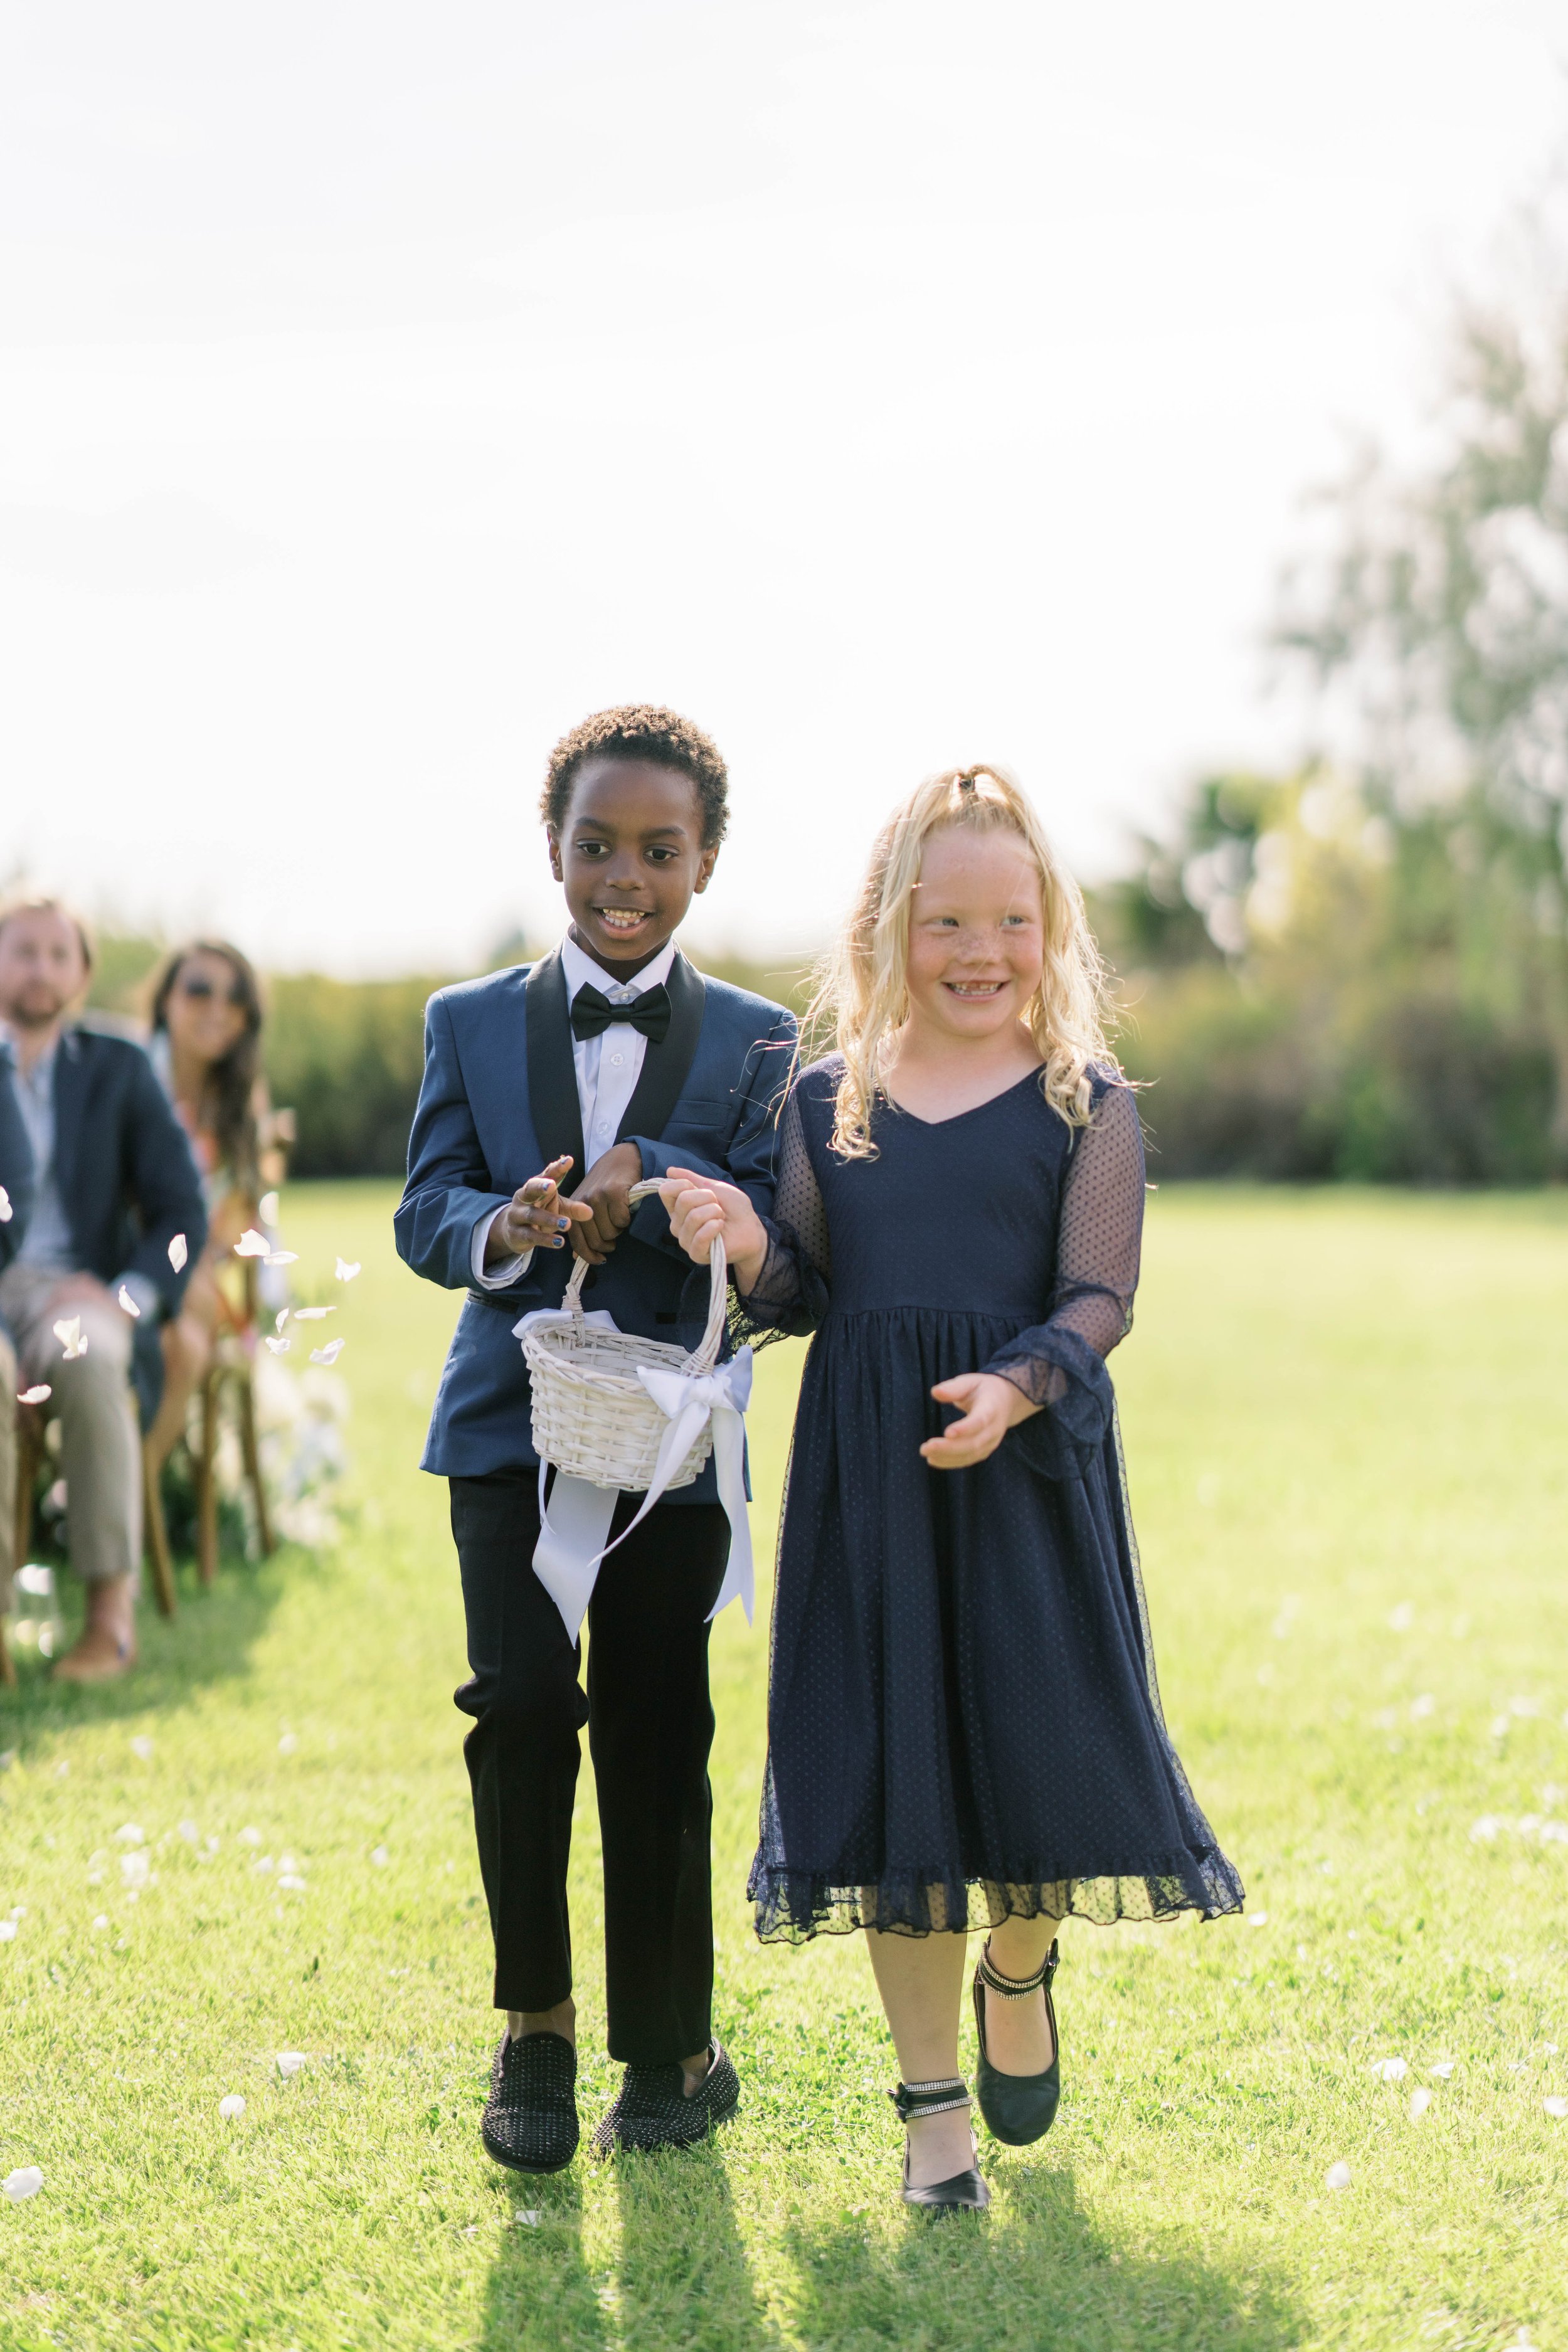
{"left": 394, "top": 993, "right": 521, "bottom": 1293}
{"left": 0, "top": 1059, "right": 35, "bottom": 1274}
{"left": 626, "top": 1005, "right": 798, "bottom": 1258}
{"left": 116, "top": 1051, "right": 209, "bottom": 1315}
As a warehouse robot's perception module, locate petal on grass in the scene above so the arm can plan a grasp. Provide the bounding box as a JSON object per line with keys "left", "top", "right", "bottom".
{"left": 0, "top": 1920, "right": 17, "bottom": 1942}
{"left": 277, "top": 1734, "right": 298, "bottom": 1755}
{"left": 275, "top": 2052, "right": 307, "bottom": 2079}
{"left": 1374, "top": 2058, "right": 1408, "bottom": 2082}
{"left": 91, "top": 1914, "right": 108, "bottom": 1931}
{"left": 130, "top": 1735, "right": 153, "bottom": 1761}
{"left": 218, "top": 2095, "right": 246, "bottom": 2121}
{"left": 168, "top": 1234, "right": 188, "bottom": 1273}
{"left": 1429, "top": 2062, "right": 1456, "bottom": 2079}
{"left": 371, "top": 1845, "right": 389, "bottom": 1866}
{"left": 3, "top": 2166, "right": 43, "bottom": 2202}
{"left": 115, "top": 1824, "right": 144, "bottom": 1846}
{"left": 1409, "top": 2088, "right": 1432, "bottom": 2118}
{"left": 1325, "top": 2161, "right": 1352, "bottom": 2191}
{"left": 1545, "top": 2097, "right": 1568, "bottom": 2119}
{"left": 278, "top": 1875, "right": 307, "bottom": 1892}
{"left": 515, "top": 2210, "right": 540, "bottom": 2227}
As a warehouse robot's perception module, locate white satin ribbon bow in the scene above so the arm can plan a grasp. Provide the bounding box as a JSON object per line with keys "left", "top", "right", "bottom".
{"left": 514, "top": 1305, "right": 754, "bottom": 1643}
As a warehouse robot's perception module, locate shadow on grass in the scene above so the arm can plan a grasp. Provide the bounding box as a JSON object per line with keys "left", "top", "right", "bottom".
{"left": 0, "top": 1542, "right": 304, "bottom": 1751}
{"left": 479, "top": 2142, "right": 782, "bottom": 2352}
{"left": 783, "top": 2158, "right": 1306, "bottom": 2352}
{"left": 480, "top": 2164, "right": 612, "bottom": 2352}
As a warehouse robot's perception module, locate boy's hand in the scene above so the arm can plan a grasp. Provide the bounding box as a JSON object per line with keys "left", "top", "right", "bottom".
{"left": 484, "top": 1155, "right": 593, "bottom": 1266}
{"left": 920, "top": 1372, "right": 1040, "bottom": 1470}
{"left": 655, "top": 1168, "right": 769, "bottom": 1293}
{"left": 568, "top": 1142, "right": 645, "bottom": 1265}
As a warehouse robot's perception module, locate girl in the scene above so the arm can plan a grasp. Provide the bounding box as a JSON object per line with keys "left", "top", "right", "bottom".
{"left": 660, "top": 766, "right": 1242, "bottom": 2212}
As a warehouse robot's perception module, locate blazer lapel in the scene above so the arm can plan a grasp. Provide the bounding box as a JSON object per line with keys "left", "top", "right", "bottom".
{"left": 524, "top": 948, "right": 587, "bottom": 1184}
{"left": 617, "top": 950, "right": 706, "bottom": 1145}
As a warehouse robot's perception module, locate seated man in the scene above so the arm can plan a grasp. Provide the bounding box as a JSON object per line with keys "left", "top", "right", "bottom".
{"left": 0, "top": 1055, "right": 37, "bottom": 1624}
{"left": 0, "top": 899, "right": 206, "bottom": 1680}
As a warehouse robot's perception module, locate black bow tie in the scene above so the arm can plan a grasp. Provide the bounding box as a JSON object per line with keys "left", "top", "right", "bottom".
{"left": 569, "top": 982, "right": 671, "bottom": 1046}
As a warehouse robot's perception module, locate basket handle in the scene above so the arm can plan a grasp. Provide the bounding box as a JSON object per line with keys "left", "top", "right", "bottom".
{"left": 627, "top": 1177, "right": 728, "bottom": 1372}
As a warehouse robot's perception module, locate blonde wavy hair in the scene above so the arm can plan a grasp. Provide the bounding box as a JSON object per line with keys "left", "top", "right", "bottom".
{"left": 808, "top": 764, "right": 1120, "bottom": 1159}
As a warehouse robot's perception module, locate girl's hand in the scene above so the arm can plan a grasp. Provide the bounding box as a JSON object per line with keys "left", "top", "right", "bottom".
{"left": 485, "top": 1155, "right": 594, "bottom": 1264}
{"left": 656, "top": 1168, "right": 769, "bottom": 1293}
{"left": 921, "top": 1372, "right": 1040, "bottom": 1470}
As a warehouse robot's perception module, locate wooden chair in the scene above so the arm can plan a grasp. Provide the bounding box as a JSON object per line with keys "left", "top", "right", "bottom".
{"left": 190, "top": 1252, "right": 274, "bottom": 1586}
{"left": 9, "top": 1391, "right": 178, "bottom": 1646}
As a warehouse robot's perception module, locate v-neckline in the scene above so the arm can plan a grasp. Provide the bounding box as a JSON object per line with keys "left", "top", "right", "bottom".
{"left": 878, "top": 1066, "right": 1046, "bottom": 1129}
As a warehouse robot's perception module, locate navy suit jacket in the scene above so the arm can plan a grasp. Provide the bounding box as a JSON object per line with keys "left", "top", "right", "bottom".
{"left": 0, "top": 1055, "right": 35, "bottom": 1274}
{"left": 394, "top": 946, "right": 796, "bottom": 1488}
{"left": 0, "top": 1024, "right": 208, "bottom": 1426}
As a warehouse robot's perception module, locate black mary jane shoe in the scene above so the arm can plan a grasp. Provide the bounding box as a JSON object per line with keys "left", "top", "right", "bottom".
{"left": 591, "top": 2041, "right": 740, "bottom": 2156}
{"left": 889, "top": 2077, "right": 990, "bottom": 2212}
{"left": 972, "top": 1936, "right": 1061, "bottom": 2147}
{"left": 481, "top": 2029, "right": 580, "bottom": 2174}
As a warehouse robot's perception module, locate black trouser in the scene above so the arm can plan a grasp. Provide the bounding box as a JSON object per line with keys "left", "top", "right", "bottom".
{"left": 448, "top": 1470, "right": 731, "bottom": 2065}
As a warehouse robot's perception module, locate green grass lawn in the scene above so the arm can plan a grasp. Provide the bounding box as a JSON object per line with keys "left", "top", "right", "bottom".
{"left": 3, "top": 1180, "right": 1567, "bottom": 2351}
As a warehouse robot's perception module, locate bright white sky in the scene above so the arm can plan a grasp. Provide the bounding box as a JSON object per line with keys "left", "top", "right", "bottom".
{"left": 2, "top": 1, "right": 1565, "bottom": 974}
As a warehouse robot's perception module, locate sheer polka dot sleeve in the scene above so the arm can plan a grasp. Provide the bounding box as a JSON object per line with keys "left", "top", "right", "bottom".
{"left": 732, "top": 1084, "right": 831, "bottom": 1340}
{"left": 983, "top": 1077, "right": 1145, "bottom": 1478}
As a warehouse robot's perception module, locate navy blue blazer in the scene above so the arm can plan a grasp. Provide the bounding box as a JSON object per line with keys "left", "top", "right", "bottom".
{"left": 395, "top": 947, "right": 796, "bottom": 1487}
{"left": 0, "top": 1024, "right": 208, "bottom": 1425}
{"left": 0, "top": 1054, "right": 35, "bottom": 1274}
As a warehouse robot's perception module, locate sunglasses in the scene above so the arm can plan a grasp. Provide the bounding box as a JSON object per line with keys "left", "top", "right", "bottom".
{"left": 178, "top": 976, "right": 248, "bottom": 1008}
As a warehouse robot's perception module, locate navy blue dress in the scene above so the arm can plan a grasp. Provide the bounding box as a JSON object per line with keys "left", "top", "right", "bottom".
{"left": 743, "top": 1056, "right": 1243, "bottom": 1941}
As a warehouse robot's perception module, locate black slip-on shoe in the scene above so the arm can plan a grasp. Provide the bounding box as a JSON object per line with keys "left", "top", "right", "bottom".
{"left": 972, "top": 1937, "right": 1061, "bottom": 2147}
{"left": 481, "top": 2029, "right": 579, "bottom": 2174}
{"left": 889, "top": 2078, "right": 990, "bottom": 2212}
{"left": 591, "top": 2040, "right": 739, "bottom": 2155}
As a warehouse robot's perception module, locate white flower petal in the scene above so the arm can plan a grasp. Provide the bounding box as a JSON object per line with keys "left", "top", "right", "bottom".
{"left": 235, "top": 1229, "right": 270, "bottom": 1258}
{"left": 278, "top": 1875, "right": 307, "bottom": 1892}
{"left": 218, "top": 2094, "right": 246, "bottom": 2121}
{"left": 0, "top": 1920, "right": 16, "bottom": 1942}
{"left": 168, "top": 1234, "right": 188, "bottom": 1273}
{"left": 1409, "top": 2088, "right": 1432, "bottom": 2118}
{"left": 115, "top": 1823, "right": 145, "bottom": 1846}
{"left": 265, "top": 1251, "right": 298, "bottom": 1267}
{"left": 1249, "top": 1911, "right": 1269, "bottom": 1927}
{"left": 91, "top": 1914, "right": 108, "bottom": 1931}
{"left": 278, "top": 1733, "right": 298, "bottom": 1755}
{"left": 1374, "top": 2058, "right": 1408, "bottom": 2082}
{"left": 115, "top": 1285, "right": 142, "bottom": 1318}
{"left": 1545, "top": 2096, "right": 1568, "bottom": 2119}
{"left": 309, "top": 1338, "right": 345, "bottom": 1365}
{"left": 17, "top": 1384, "right": 51, "bottom": 1406}
{"left": 370, "top": 1845, "right": 389, "bottom": 1866}
{"left": 3, "top": 2166, "right": 43, "bottom": 2201}
{"left": 238, "top": 1826, "right": 262, "bottom": 1846}
{"left": 1325, "top": 2160, "right": 1352, "bottom": 2191}
{"left": 120, "top": 1852, "right": 150, "bottom": 1888}
{"left": 335, "top": 1259, "right": 361, "bottom": 1283}
{"left": 264, "top": 1336, "right": 290, "bottom": 1355}
{"left": 292, "top": 1306, "right": 334, "bottom": 1321}
{"left": 275, "top": 1308, "right": 290, "bottom": 1332}
{"left": 52, "top": 1316, "right": 86, "bottom": 1361}
{"left": 1429, "top": 2062, "right": 1455, "bottom": 2079}
{"left": 130, "top": 1735, "right": 153, "bottom": 1761}
{"left": 275, "top": 2052, "right": 307, "bottom": 2078}
{"left": 515, "top": 2209, "right": 540, "bottom": 2226}
{"left": 0, "top": 1185, "right": 10, "bottom": 1222}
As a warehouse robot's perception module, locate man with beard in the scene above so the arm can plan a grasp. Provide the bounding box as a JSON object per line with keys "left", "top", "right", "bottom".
{"left": 0, "top": 899, "right": 205, "bottom": 1679}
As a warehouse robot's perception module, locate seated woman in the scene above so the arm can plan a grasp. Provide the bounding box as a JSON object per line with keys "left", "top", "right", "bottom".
{"left": 143, "top": 940, "right": 292, "bottom": 1470}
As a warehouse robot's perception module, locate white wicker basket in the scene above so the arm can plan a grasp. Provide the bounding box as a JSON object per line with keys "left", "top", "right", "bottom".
{"left": 522, "top": 1179, "right": 728, "bottom": 1492}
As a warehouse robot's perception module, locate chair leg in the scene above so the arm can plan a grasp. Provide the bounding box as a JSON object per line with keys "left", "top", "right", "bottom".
{"left": 141, "top": 1439, "right": 177, "bottom": 1618}
{"left": 196, "top": 1370, "right": 220, "bottom": 1587}
{"left": 238, "top": 1370, "right": 274, "bottom": 1556}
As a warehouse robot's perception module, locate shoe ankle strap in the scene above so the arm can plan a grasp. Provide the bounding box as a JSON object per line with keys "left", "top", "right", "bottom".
{"left": 889, "top": 2076, "right": 972, "bottom": 2122}
{"left": 977, "top": 1936, "right": 1059, "bottom": 1999}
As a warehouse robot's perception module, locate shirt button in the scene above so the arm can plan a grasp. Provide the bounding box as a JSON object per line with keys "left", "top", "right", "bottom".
{"left": 610, "top": 1052, "right": 625, "bottom": 1067}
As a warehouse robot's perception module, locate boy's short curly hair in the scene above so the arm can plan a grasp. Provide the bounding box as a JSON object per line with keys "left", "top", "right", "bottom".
{"left": 540, "top": 705, "right": 729, "bottom": 849}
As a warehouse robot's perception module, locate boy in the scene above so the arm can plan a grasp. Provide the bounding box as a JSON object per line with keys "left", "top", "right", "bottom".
{"left": 395, "top": 706, "right": 794, "bottom": 2171}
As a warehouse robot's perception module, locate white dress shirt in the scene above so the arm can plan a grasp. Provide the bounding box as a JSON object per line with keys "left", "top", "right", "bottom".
{"left": 470, "top": 935, "right": 678, "bottom": 1288}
